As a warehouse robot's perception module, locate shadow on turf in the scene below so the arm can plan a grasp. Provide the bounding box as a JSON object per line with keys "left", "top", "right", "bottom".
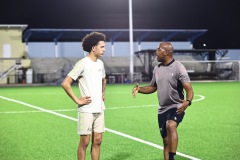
{"left": 104, "top": 152, "right": 131, "bottom": 160}
{"left": 104, "top": 152, "right": 161, "bottom": 160}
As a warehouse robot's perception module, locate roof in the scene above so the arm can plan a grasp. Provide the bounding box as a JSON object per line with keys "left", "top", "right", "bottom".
{"left": 0, "top": 24, "right": 28, "bottom": 31}
{"left": 135, "top": 49, "right": 219, "bottom": 55}
{"left": 22, "top": 28, "right": 207, "bottom": 43}
{"left": 134, "top": 49, "right": 228, "bottom": 60}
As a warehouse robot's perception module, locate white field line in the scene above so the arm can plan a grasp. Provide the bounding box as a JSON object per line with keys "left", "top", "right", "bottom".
{"left": 192, "top": 94, "right": 205, "bottom": 102}
{"left": 0, "top": 95, "right": 202, "bottom": 160}
{"left": 0, "top": 106, "right": 155, "bottom": 114}
{"left": 0, "top": 94, "right": 205, "bottom": 114}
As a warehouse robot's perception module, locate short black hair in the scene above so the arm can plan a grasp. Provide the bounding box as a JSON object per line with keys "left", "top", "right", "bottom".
{"left": 82, "top": 32, "right": 106, "bottom": 53}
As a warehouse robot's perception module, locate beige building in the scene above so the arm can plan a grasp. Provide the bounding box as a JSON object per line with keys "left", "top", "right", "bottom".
{"left": 0, "top": 25, "right": 31, "bottom": 84}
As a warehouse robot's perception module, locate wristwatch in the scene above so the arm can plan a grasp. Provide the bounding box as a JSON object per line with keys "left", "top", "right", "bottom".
{"left": 186, "top": 100, "right": 192, "bottom": 106}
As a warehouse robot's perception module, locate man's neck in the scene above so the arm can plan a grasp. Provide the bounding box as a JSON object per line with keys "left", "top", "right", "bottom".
{"left": 163, "top": 58, "right": 173, "bottom": 66}
{"left": 88, "top": 53, "right": 98, "bottom": 62}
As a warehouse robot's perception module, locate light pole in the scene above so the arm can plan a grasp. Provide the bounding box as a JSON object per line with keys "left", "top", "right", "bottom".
{"left": 129, "top": 0, "right": 134, "bottom": 82}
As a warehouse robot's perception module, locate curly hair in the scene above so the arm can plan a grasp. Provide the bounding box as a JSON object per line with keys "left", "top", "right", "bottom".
{"left": 82, "top": 32, "right": 106, "bottom": 53}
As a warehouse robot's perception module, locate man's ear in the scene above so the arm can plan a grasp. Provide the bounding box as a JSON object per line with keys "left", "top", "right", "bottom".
{"left": 92, "top": 46, "right": 95, "bottom": 52}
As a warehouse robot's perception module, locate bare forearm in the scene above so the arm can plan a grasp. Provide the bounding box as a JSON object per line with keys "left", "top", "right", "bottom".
{"left": 102, "top": 78, "right": 106, "bottom": 94}
{"left": 61, "top": 78, "right": 78, "bottom": 104}
{"left": 139, "top": 85, "right": 157, "bottom": 94}
{"left": 186, "top": 89, "right": 194, "bottom": 101}
{"left": 183, "top": 82, "right": 194, "bottom": 101}
{"left": 102, "top": 78, "right": 106, "bottom": 101}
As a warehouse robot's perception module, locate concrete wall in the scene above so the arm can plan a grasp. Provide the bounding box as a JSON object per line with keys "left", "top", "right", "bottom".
{"left": 29, "top": 55, "right": 202, "bottom": 82}
{"left": 30, "top": 57, "right": 143, "bottom": 74}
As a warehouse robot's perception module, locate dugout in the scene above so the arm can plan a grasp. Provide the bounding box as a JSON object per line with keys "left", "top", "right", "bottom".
{"left": 134, "top": 49, "right": 239, "bottom": 81}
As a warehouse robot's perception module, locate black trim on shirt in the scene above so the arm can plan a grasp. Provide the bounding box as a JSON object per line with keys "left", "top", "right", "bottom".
{"left": 165, "top": 59, "right": 175, "bottom": 66}
{"left": 177, "top": 79, "right": 184, "bottom": 100}
{"left": 158, "top": 59, "right": 175, "bottom": 67}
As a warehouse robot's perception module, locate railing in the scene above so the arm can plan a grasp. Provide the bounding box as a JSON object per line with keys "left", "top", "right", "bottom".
{"left": 0, "top": 64, "right": 22, "bottom": 81}
{"left": 107, "top": 72, "right": 142, "bottom": 84}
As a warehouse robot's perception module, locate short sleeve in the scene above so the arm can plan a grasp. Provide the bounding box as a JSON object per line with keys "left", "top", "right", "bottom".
{"left": 178, "top": 64, "right": 190, "bottom": 83}
{"left": 67, "top": 60, "right": 84, "bottom": 81}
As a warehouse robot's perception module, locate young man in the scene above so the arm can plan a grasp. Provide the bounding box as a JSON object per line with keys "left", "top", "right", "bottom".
{"left": 132, "top": 42, "right": 194, "bottom": 160}
{"left": 61, "top": 32, "right": 107, "bottom": 160}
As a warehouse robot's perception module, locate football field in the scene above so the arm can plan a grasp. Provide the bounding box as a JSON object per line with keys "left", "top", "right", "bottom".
{"left": 0, "top": 82, "right": 240, "bottom": 160}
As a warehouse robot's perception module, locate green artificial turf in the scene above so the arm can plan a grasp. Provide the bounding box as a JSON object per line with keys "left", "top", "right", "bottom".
{"left": 0, "top": 82, "right": 240, "bottom": 160}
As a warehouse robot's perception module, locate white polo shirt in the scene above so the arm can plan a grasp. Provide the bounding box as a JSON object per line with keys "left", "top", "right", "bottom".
{"left": 68, "top": 57, "right": 106, "bottom": 113}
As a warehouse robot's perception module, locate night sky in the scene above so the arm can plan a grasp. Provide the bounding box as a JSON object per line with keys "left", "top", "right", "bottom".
{"left": 1, "top": 0, "right": 240, "bottom": 49}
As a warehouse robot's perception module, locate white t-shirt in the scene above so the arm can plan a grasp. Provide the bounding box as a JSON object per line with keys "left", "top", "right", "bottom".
{"left": 68, "top": 57, "right": 106, "bottom": 113}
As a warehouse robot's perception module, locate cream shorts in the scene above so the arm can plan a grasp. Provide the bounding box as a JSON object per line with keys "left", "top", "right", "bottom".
{"left": 77, "top": 112, "right": 105, "bottom": 135}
